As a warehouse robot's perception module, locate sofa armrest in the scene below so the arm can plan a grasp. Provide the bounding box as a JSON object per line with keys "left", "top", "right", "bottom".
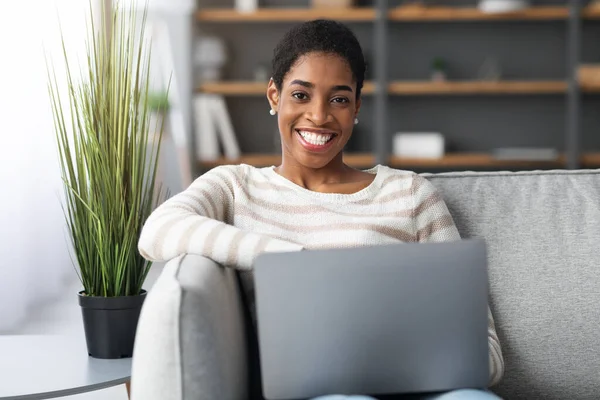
{"left": 131, "top": 254, "right": 248, "bottom": 400}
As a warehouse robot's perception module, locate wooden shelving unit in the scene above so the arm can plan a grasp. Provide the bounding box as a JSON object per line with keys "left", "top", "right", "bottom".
{"left": 193, "top": 2, "right": 600, "bottom": 171}
{"left": 198, "top": 152, "right": 574, "bottom": 169}
{"left": 581, "top": 84, "right": 600, "bottom": 93}
{"left": 197, "top": 81, "right": 567, "bottom": 96}
{"left": 389, "top": 153, "right": 565, "bottom": 169}
{"left": 388, "top": 81, "right": 567, "bottom": 95}
{"left": 198, "top": 81, "right": 269, "bottom": 96}
{"left": 197, "top": 81, "right": 376, "bottom": 95}
{"left": 196, "top": 8, "right": 376, "bottom": 22}
{"left": 582, "top": 5, "right": 600, "bottom": 19}
{"left": 198, "top": 153, "right": 376, "bottom": 169}
{"left": 581, "top": 152, "right": 600, "bottom": 168}
{"left": 388, "top": 5, "right": 569, "bottom": 21}
{"left": 196, "top": 6, "right": 600, "bottom": 23}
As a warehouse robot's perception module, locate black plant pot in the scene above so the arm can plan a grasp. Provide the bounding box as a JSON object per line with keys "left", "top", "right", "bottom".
{"left": 78, "top": 290, "right": 147, "bottom": 359}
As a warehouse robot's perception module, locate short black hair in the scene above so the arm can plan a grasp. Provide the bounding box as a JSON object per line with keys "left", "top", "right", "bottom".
{"left": 272, "top": 19, "right": 366, "bottom": 99}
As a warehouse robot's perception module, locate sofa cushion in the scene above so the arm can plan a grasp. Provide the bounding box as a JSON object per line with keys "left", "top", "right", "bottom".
{"left": 131, "top": 255, "right": 248, "bottom": 400}
{"left": 426, "top": 169, "right": 600, "bottom": 400}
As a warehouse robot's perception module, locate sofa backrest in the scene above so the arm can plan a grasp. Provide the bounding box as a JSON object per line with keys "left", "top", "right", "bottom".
{"left": 426, "top": 169, "right": 600, "bottom": 400}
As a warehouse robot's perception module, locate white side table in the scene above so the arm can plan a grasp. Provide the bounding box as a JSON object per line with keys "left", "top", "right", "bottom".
{"left": 0, "top": 335, "right": 131, "bottom": 399}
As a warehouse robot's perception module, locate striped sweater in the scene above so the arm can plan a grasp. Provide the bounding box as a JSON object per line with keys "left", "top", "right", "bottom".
{"left": 138, "top": 164, "right": 505, "bottom": 386}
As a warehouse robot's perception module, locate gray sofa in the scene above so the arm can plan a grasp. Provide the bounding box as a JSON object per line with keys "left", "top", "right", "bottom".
{"left": 130, "top": 169, "right": 600, "bottom": 400}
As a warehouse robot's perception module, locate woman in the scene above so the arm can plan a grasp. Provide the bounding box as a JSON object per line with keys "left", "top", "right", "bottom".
{"left": 138, "top": 19, "right": 504, "bottom": 400}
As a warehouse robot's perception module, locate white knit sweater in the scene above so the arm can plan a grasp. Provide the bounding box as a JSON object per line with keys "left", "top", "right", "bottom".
{"left": 138, "top": 164, "right": 504, "bottom": 386}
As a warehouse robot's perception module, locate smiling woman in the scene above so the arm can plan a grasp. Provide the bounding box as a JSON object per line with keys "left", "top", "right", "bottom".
{"left": 138, "top": 19, "right": 504, "bottom": 400}
{"left": 266, "top": 20, "right": 369, "bottom": 189}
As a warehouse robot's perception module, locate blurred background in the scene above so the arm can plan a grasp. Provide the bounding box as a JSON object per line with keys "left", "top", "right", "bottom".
{"left": 0, "top": 0, "right": 598, "bottom": 397}
{"left": 191, "top": 0, "right": 600, "bottom": 175}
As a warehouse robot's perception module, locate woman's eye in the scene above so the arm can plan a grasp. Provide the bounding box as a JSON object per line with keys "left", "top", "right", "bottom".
{"left": 292, "top": 92, "right": 308, "bottom": 100}
{"left": 332, "top": 97, "right": 349, "bottom": 104}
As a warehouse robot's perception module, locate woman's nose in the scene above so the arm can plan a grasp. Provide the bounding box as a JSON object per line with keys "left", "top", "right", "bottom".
{"left": 307, "top": 100, "right": 330, "bottom": 126}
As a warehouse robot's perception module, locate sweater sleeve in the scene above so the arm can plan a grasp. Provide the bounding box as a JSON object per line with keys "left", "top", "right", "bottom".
{"left": 411, "top": 174, "right": 505, "bottom": 387}
{"left": 138, "top": 166, "right": 303, "bottom": 270}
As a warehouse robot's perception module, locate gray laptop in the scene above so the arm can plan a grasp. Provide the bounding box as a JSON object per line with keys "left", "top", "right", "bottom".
{"left": 253, "top": 239, "right": 490, "bottom": 400}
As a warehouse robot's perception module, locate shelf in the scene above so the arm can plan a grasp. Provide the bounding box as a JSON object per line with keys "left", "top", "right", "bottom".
{"left": 197, "top": 81, "right": 562, "bottom": 96}
{"left": 583, "top": 5, "right": 600, "bottom": 19}
{"left": 198, "top": 153, "right": 376, "bottom": 169}
{"left": 388, "top": 81, "right": 567, "bottom": 95}
{"left": 388, "top": 5, "right": 568, "bottom": 21}
{"left": 581, "top": 153, "right": 600, "bottom": 168}
{"left": 195, "top": 5, "right": 600, "bottom": 23}
{"left": 198, "top": 152, "right": 568, "bottom": 169}
{"left": 197, "top": 81, "right": 376, "bottom": 96}
{"left": 198, "top": 82, "right": 269, "bottom": 96}
{"left": 581, "top": 85, "right": 600, "bottom": 93}
{"left": 389, "top": 153, "right": 565, "bottom": 168}
{"left": 195, "top": 8, "right": 376, "bottom": 22}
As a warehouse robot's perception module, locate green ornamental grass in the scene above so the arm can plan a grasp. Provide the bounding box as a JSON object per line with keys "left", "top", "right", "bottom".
{"left": 47, "top": 2, "right": 165, "bottom": 297}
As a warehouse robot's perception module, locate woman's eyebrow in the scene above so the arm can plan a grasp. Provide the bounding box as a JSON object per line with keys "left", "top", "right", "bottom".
{"left": 332, "top": 85, "right": 353, "bottom": 93}
{"left": 289, "top": 80, "right": 353, "bottom": 93}
{"left": 290, "top": 79, "right": 314, "bottom": 88}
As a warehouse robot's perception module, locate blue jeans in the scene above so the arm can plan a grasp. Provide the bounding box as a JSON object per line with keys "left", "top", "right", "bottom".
{"left": 311, "top": 389, "right": 501, "bottom": 400}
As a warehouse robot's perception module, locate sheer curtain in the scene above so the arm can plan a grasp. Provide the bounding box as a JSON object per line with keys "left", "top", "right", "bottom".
{"left": 0, "top": 0, "right": 95, "bottom": 332}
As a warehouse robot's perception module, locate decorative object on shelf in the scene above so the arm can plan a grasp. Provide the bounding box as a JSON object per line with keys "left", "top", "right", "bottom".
{"left": 235, "top": 0, "right": 258, "bottom": 13}
{"left": 393, "top": 133, "right": 445, "bottom": 159}
{"left": 193, "top": 94, "right": 241, "bottom": 161}
{"left": 147, "top": 90, "right": 170, "bottom": 136}
{"left": 492, "top": 147, "right": 559, "bottom": 161}
{"left": 477, "top": 56, "right": 502, "bottom": 81}
{"left": 194, "top": 36, "right": 227, "bottom": 84}
{"left": 147, "top": 90, "right": 170, "bottom": 198}
{"left": 478, "top": 0, "right": 530, "bottom": 13}
{"left": 431, "top": 57, "right": 447, "bottom": 82}
{"left": 396, "top": 0, "right": 435, "bottom": 14}
{"left": 151, "top": 17, "right": 193, "bottom": 188}
{"left": 254, "top": 63, "right": 270, "bottom": 82}
{"left": 578, "top": 64, "right": 600, "bottom": 90}
{"left": 311, "top": 0, "right": 355, "bottom": 8}
{"left": 194, "top": 95, "right": 219, "bottom": 161}
{"left": 47, "top": 2, "right": 163, "bottom": 359}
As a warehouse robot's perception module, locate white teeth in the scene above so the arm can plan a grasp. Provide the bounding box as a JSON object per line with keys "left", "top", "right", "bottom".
{"left": 298, "top": 131, "right": 333, "bottom": 146}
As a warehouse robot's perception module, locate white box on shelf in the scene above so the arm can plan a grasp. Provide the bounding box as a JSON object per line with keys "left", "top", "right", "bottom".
{"left": 235, "top": 0, "right": 258, "bottom": 13}
{"left": 393, "top": 132, "right": 445, "bottom": 159}
{"left": 478, "top": 0, "right": 529, "bottom": 14}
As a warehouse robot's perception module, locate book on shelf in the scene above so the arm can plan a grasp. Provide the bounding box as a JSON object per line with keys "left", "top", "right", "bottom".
{"left": 193, "top": 94, "right": 241, "bottom": 161}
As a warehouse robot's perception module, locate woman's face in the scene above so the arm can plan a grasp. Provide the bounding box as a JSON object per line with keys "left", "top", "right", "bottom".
{"left": 267, "top": 52, "right": 361, "bottom": 169}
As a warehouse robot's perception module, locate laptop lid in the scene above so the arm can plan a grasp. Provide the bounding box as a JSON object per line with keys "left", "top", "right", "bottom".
{"left": 253, "top": 239, "right": 490, "bottom": 400}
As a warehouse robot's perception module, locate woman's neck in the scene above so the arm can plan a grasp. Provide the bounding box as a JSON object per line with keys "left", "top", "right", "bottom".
{"left": 275, "top": 152, "right": 352, "bottom": 191}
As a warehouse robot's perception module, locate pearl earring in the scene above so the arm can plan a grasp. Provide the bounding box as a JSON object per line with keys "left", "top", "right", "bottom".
{"left": 354, "top": 117, "right": 359, "bottom": 125}
{"left": 269, "top": 109, "right": 276, "bottom": 116}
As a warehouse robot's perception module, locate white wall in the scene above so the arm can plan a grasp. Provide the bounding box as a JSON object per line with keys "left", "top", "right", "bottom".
{"left": 0, "top": 0, "right": 194, "bottom": 332}
{"left": 0, "top": 0, "right": 95, "bottom": 332}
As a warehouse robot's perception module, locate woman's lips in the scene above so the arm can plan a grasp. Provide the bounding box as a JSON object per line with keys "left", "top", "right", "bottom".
{"left": 295, "top": 129, "right": 337, "bottom": 153}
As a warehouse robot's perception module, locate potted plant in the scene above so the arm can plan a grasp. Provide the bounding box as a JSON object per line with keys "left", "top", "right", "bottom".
{"left": 47, "top": 2, "right": 164, "bottom": 359}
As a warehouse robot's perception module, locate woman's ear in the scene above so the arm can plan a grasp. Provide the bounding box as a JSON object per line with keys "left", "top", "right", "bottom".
{"left": 266, "top": 78, "right": 279, "bottom": 112}
{"left": 355, "top": 96, "right": 362, "bottom": 120}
